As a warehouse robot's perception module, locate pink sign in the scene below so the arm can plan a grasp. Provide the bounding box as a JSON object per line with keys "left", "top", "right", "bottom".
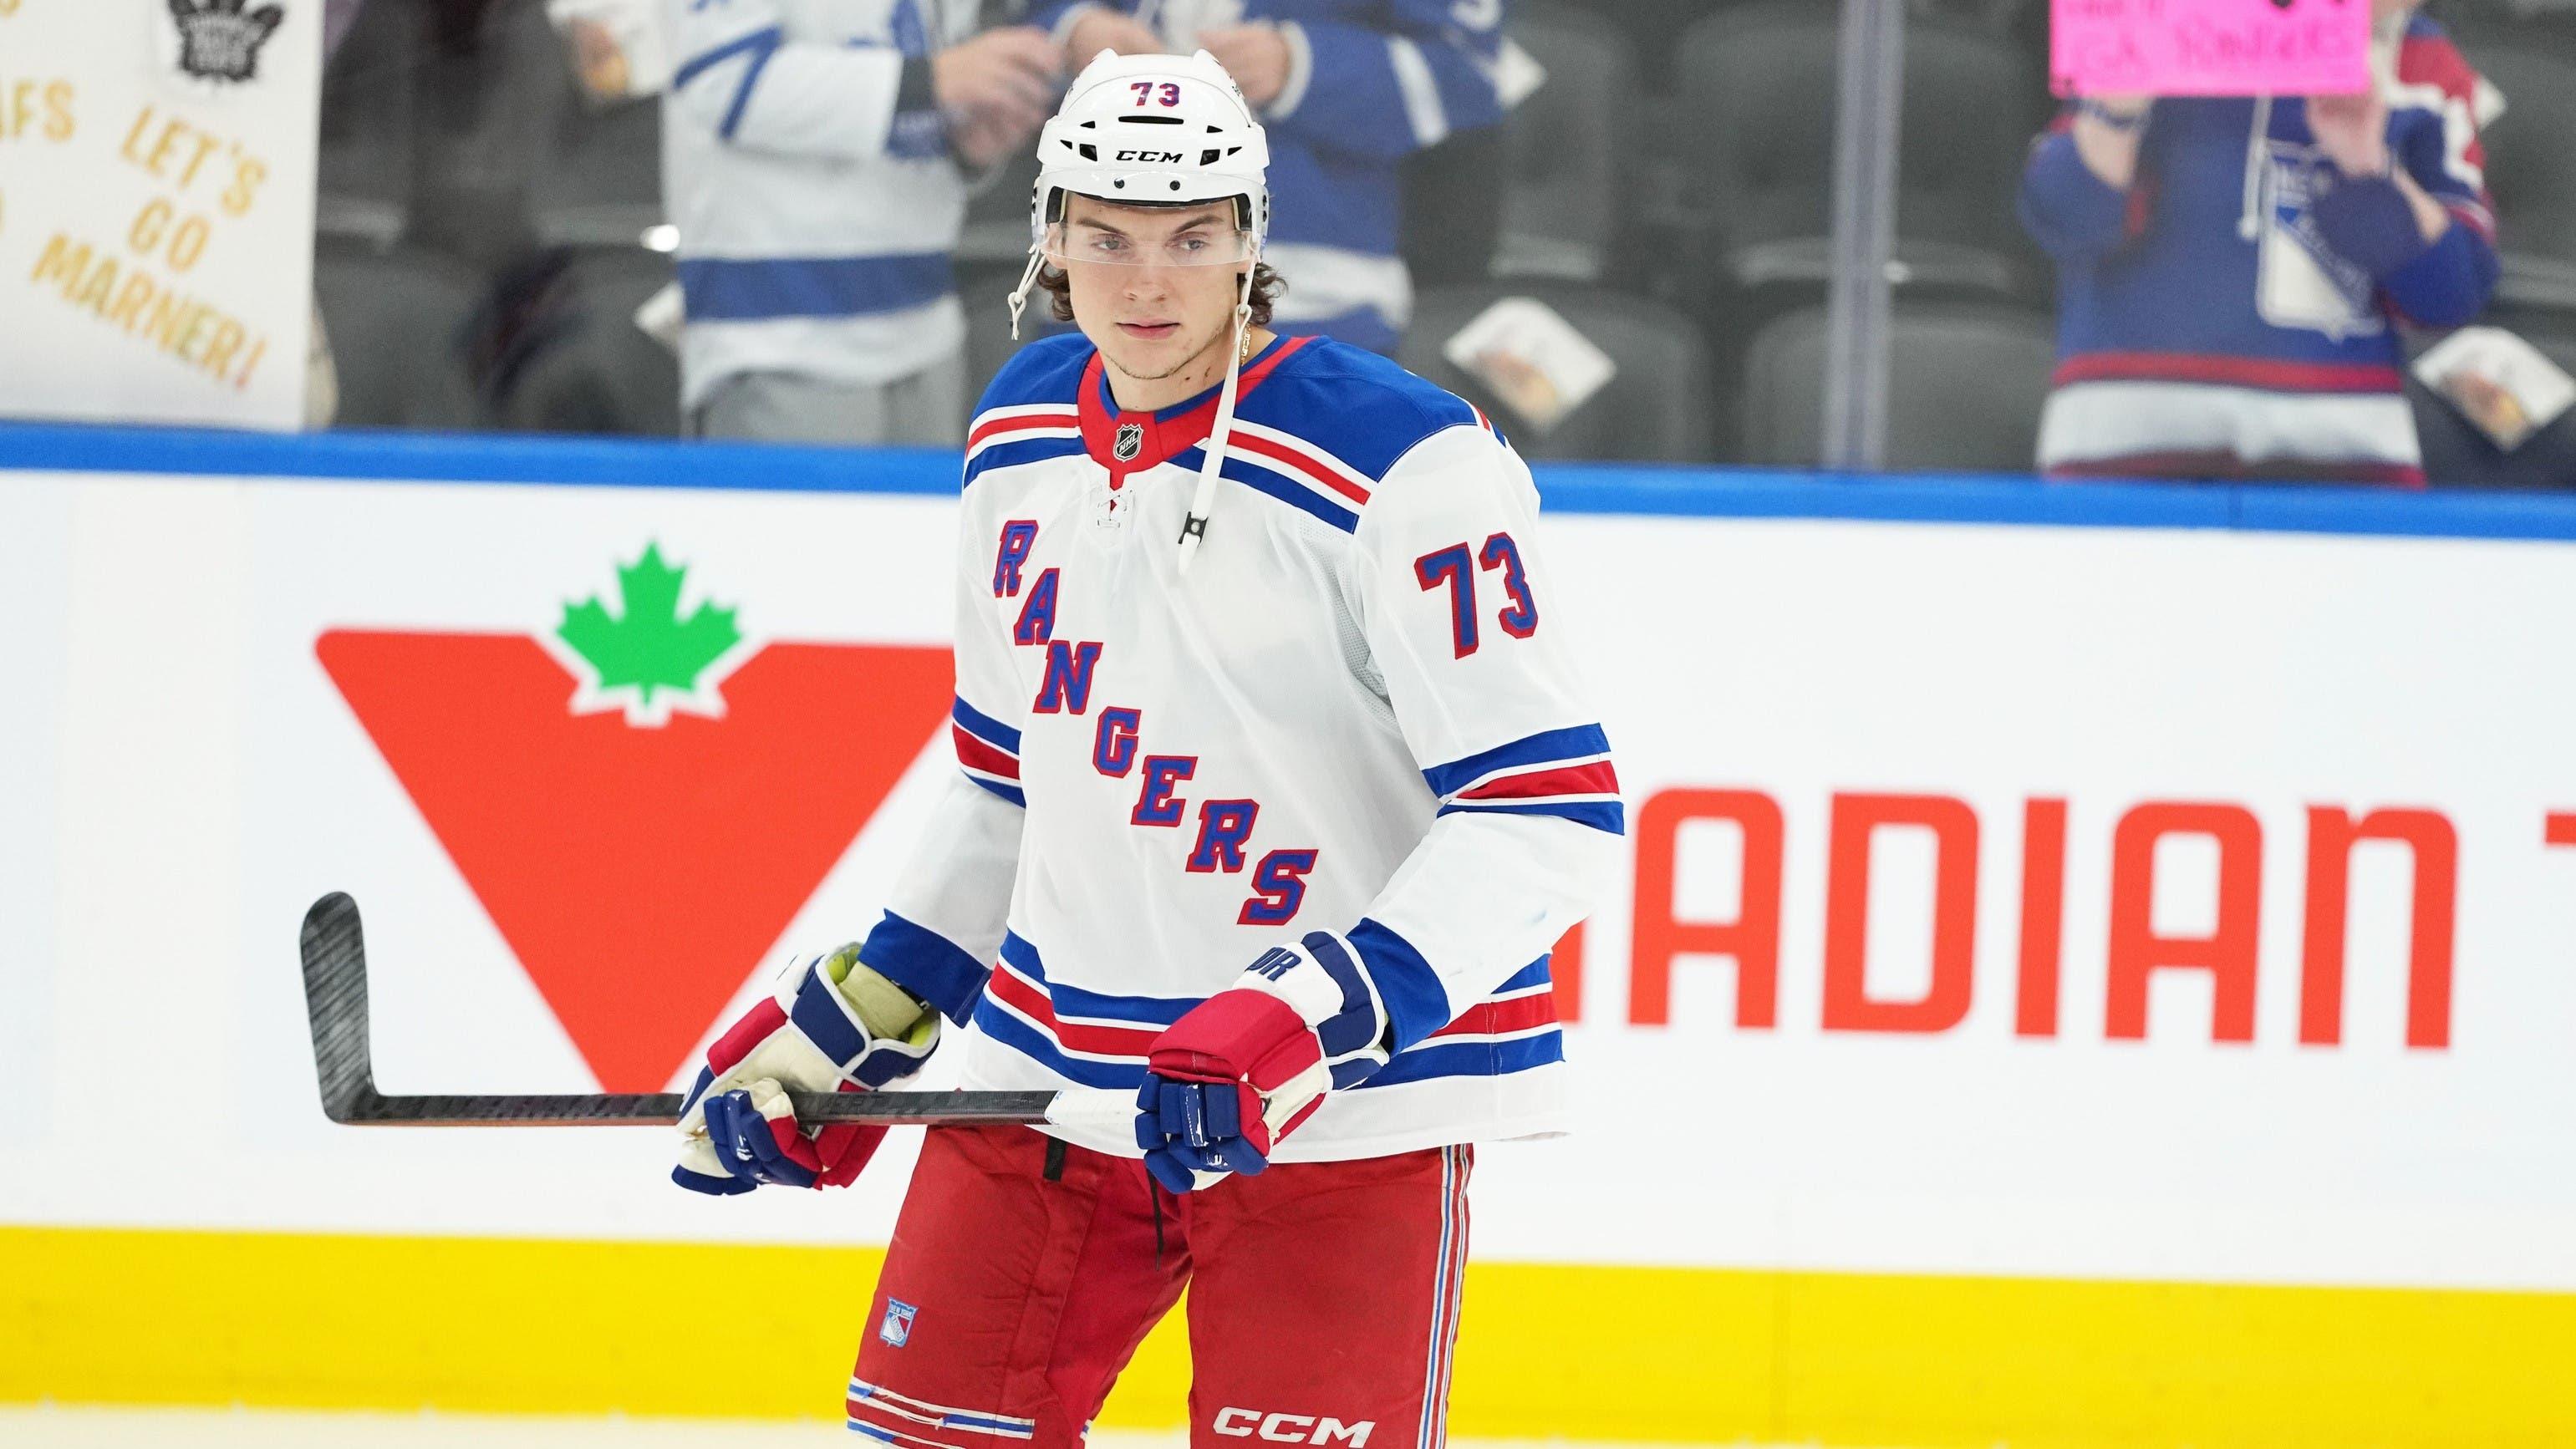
{"left": 2051, "top": 0, "right": 2373, "bottom": 98}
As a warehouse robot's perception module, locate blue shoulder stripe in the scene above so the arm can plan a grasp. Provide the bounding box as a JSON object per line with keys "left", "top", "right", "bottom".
{"left": 964, "top": 435, "right": 1084, "bottom": 488}
{"left": 1173, "top": 446, "right": 1362, "bottom": 533}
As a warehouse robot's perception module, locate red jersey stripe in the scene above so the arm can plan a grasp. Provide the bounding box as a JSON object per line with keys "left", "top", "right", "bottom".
{"left": 1457, "top": 760, "right": 1620, "bottom": 802}
{"left": 1227, "top": 430, "right": 1373, "bottom": 504}
{"left": 951, "top": 725, "right": 1021, "bottom": 780}
{"left": 2053, "top": 352, "right": 2406, "bottom": 393}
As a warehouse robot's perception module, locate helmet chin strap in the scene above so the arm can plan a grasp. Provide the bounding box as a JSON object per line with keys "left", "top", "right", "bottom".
{"left": 1005, "top": 249, "right": 1046, "bottom": 342}
{"left": 1176, "top": 263, "right": 1255, "bottom": 575}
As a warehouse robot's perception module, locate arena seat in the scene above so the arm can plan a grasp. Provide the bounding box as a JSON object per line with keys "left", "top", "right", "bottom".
{"left": 313, "top": 237, "right": 486, "bottom": 430}
{"left": 1677, "top": 2, "right": 2044, "bottom": 308}
{"left": 1494, "top": 0, "right": 1638, "bottom": 283}
{"left": 488, "top": 246, "right": 682, "bottom": 437}
{"left": 2441, "top": 23, "right": 2576, "bottom": 317}
{"left": 1739, "top": 302, "right": 2057, "bottom": 471}
{"left": 1401, "top": 282, "right": 1719, "bottom": 462}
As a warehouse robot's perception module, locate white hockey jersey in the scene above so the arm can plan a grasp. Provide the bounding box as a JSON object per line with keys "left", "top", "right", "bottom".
{"left": 853, "top": 332, "right": 1621, "bottom": 1160}
{"left": 661, "top": 0, "right": 975, "bottom": 409}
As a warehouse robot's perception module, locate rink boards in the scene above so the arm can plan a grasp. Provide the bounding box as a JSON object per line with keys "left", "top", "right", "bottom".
{"left": 4, "top": 422, "right": 2576, "bottom": 1446}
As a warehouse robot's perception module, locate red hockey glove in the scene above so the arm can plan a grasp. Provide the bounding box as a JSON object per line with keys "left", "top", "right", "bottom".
{"left": 1133, "top": 931, "right": 1392, "bottom": 1192}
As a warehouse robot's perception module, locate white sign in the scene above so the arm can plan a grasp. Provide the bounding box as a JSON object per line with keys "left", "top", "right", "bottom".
{"left": 6, "top": 465, "right": 2576, "bottom": 1299}
{"left": 0, "top": 0, "right": 320, "bottom": 429}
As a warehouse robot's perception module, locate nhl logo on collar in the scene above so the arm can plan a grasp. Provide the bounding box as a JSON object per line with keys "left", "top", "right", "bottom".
{"left": 1113, "top": 422, "right": 1144, "bottom": 463}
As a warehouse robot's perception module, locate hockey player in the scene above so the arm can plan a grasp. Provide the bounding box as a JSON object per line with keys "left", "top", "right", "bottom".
{"left": 672, "top": 50, "right": 1619, "bottom": 1446}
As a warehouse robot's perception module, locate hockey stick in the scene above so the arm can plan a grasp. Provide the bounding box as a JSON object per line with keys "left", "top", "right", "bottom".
{"left": 298, "top": 892, "right": 1135, "bottom": 1135}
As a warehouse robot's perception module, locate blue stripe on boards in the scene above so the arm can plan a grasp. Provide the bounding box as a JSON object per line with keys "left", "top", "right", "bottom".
{"left": 1418, "top": 724, "right": 1612, "bottom": 800}
{"left": 12, "top": 421, "right": 2576, "bottom": 545}
{"left": 677, "top": 253, "right": 954, "bottom": 323}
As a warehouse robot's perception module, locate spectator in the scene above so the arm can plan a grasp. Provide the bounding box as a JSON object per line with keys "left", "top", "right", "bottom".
{"left": 2020, "top": 0, "right": 2499, "bottom": 484}
{"left": 1034, "top": 0, "right": 1506, "bottom": 355}
{"left": 664, "top": 0, "right": 1064, "bottom": 443}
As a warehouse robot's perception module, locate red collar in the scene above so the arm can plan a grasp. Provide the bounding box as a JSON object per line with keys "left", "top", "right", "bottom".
{"left": 1077, "top": 334, "right": 1311, "bottom": 490}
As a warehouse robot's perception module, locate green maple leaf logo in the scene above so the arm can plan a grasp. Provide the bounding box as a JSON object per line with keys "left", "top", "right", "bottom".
{"left": 557, "top": 543, "right": 742, "bottom": 710}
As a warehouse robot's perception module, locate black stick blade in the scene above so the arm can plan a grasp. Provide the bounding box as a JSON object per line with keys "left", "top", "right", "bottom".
{"left": 299, "top": 891, "right": 378, "bottom": 1125}
{"left": 298, "top": 892, "right": 1068, "bottom": 1128}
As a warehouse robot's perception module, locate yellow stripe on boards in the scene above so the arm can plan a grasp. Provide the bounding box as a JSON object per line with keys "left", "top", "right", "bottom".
{"left": 4, "top": 1226, "right": 2573, "bottom": 1446}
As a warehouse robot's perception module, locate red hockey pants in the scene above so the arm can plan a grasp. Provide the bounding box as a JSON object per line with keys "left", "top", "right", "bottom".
{"left": 847, "top": 1124, "right": 1472, "bottom": 1449}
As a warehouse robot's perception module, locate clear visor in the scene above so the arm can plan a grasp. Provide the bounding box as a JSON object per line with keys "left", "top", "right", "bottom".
{"left": 1042, "top": 219, "right": 1257, "bottom": 267}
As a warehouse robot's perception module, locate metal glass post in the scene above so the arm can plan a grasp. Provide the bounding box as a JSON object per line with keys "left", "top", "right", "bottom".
{"left": 1820, "top": 0, "right": 1907, "bottom": 470}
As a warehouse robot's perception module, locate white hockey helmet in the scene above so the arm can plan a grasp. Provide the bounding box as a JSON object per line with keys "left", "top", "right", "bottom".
{"left": 1034, "top": 48, "right": 1270, "bottom": 246}
{"left": 1006, "top": 49, "right": 1271, "bottom": 336}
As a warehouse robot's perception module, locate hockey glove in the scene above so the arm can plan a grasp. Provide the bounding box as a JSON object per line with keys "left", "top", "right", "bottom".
{"left": 1133, "top": 931, "right": 1392, "bottom": 1193}
{"left": 674, "top": 943, "right": 940, "bottom": 1195}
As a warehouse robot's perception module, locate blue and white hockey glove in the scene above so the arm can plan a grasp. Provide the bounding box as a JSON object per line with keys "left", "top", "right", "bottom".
{"left": 1134, "top": 931, "right": 1392, "bottom": 1193}
{"left": 674, "top": 943, "right": 940, "bottom": 1195}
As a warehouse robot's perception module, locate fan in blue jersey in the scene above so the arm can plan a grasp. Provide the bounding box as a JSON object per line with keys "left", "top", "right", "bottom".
{"left": 662, "top": 0, "right": 1065, "bottom": 444}
{"left": 2022, "top": 0, "right": 2501, "bottom": 485}
{"left": 671, "top": 48, "right": 1617, "bottom": 1447}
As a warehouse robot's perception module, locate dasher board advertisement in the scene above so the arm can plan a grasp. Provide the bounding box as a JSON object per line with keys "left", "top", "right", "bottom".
{"left": 0, "top": 0, "right": 320, "bottom": 429}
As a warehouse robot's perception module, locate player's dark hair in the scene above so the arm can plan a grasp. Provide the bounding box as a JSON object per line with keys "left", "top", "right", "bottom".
{"left": 1036, "top": 260, "right": 1284, "bottom": 327}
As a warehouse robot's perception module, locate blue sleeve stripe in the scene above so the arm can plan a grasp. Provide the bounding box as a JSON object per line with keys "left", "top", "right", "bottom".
{"left": 675, "top": 254, "right": 954, "bottom": 323}
{"left": 1496, "top": 954, "right": 1552, "bottom": 994}
{"left": 964, "top": 774, "right": 1026, "bottom": 808}
{"left": 855, "top": 910, "right": 994, "bottom": 1026}
{"left": 1347, "top": 918, "right": 1453, "bottom": 1053}
{"left": 1358, "top": 1030, "right": 1562, "bottom": 1088}
{"left": 673, "top": 24, "right": 783, "bottom": 93}
{"left": 1419, "top": 723, "right": 1613, "bottom": 799}
{"left": 999, "top": 933, "right": 1197, "bottom": 1025}
{"left": 718, "top": 34, "right": 784, "bottom": 141}
{"left": 669, "top": 25, "right": 777, "bottom": 139}
{"left": 951, "top": 696, "right": 1022, "bottom": 754}
{"left": 1437, "top": 798, "right": 1627, "bottom": 835}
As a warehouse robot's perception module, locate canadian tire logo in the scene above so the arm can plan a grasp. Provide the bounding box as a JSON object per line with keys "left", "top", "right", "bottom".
{"left": 318, "top": 543, "right": 951, "bottom": 1091}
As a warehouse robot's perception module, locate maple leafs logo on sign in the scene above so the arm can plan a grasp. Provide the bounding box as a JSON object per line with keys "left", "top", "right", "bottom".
{"left": 318, "top": 543, "right": 952, "bottom": 1092}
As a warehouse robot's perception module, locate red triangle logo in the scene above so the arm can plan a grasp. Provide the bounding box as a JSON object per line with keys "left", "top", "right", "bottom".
{"left": 317, "top": 630, "right": 952, "bottom": 1091}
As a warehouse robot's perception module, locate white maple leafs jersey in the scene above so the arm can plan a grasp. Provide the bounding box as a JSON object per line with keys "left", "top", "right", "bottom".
{"left": 853, "top": 332, "right": 1623, "bottom": 1160}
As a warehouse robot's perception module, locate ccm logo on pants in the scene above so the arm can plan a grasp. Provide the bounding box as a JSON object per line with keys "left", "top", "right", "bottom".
{"left": 1212, "top": 1409, "right": 1375, "bottom": 1446}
